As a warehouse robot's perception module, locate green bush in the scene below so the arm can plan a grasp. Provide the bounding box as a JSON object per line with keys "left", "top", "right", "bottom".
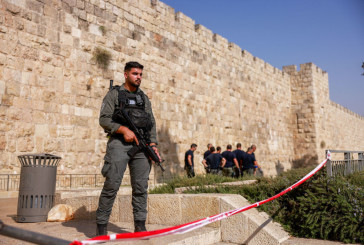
{"left": 151, "top": 168, "right": 364, "bottom": 243}
{"left": 348, "top": 171, "right": 364, "bottom": 187}
{"left": 282, "top": 173, "right": 364, "bottom": 243}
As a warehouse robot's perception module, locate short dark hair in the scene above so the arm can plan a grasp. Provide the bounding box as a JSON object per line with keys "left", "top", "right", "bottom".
{"left": 191, "top": 143, "right": 197, "bottom": 148}
{"left": 236, "top": 143, "right": 241, "bottom": 148}
{"left": 216, "top": 146, "right": 221, "bottom": 152}
{"left": 227, "top": 144, "right": 232, "bottom": 150}
{"left": 124, "top": 61, "right": 143, "bottom": 71}
{"left": 209, "top": 146, "right": 215, "bottom": 152}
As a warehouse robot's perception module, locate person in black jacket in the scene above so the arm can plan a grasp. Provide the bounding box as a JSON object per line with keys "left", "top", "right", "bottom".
{"left": 221, "top": 144, "right": 239, "bottom": 177}
{"left": 233, "top": 143, "right": 245, "bottom": 177}
{"left": 185, "top": 143, "right": 197, "bottom": 178}
{"left": 202, "top": 146, "right": 226, "bottom": 175}
{"left": 242, "top": 147, "right": 260, "bottom": 175}
{"left": 202, "top": 143, "right": 213, "bottom": 173}
{"left": 203, "top": 143, "right": 213, "bottom": 159}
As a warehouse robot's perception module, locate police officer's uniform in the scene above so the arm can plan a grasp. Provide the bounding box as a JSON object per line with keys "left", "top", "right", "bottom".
{"left": 96, "top": 84, "right": 157, "bottom": 230}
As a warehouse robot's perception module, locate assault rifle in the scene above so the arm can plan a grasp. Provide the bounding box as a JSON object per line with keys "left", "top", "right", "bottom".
{"left": 109, "top": 79, "right": 114, "bottom": 90}
{"left": 121, "top": 109, "right": 165, "bottom": 172}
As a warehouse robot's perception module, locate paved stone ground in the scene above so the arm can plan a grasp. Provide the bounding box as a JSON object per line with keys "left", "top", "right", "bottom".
{"left": 0, "top": 198, "right": 218, "bottom": 245}
{"left": 0, "top": 198, "right": 357, "bottom": 245}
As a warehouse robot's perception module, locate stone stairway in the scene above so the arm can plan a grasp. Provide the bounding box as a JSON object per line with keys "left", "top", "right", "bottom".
{"left": 1, "top": 197, "right": 354, "bottom": 245}
{"left": 104, "top": 223, "right": 221, "bottom": 245}
{"left": 55, "top": 191, "right": 290, "bottom": 245}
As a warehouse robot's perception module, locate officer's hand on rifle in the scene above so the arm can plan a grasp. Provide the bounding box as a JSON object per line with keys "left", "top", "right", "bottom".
{"left": 149, "top": 143, "right": 162, "bottom": 162}
{"left": 116, "top": 126, "right": 139, "bottom": 145}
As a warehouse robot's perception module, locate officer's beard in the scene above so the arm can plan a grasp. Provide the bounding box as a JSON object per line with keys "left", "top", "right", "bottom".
{"left": 131, "top": 80, "right": 141, "bottom": 88}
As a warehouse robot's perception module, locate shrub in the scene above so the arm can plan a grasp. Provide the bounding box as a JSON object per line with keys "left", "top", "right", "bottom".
{"left": 348, "top": 171, "right": 364, "bottom": 187}
{"left": 278, "top": 172, "right": 364, "bottom": 243}
{"left": 92, "top": 47, "right": 111, "bottom": 70}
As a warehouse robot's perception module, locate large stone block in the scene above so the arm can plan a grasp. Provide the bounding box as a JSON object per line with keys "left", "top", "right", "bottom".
{"left": 26, "top": 0, "right": 44, "bottom": 14}
{"left": 61, "top": 196, "right": 96, "bottom": 220}
{"left": 219, "top": 195, "right": 289, "bottom": 245}
{"left": 148, "top": 194, "right": 182, "bottom": 226}
{"left": 64, "top": 12, "right": 78, "bottom": 27}
{"left": 181, "top": 194, "right": 220, "bottom": 228}
{"left": 118, "top": 195, "right": 133, "bottom": 223}
{"left": 35, "top": 124, "right": 49, "bottom": 137}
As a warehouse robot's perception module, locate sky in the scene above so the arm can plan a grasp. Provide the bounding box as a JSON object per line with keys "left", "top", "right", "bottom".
{"left": 161, "top": 0, "right": 364, "bottom": 116}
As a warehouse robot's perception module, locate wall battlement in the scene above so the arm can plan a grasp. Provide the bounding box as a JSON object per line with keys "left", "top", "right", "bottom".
{"left": 330, "top": 101, "right": 364, "bottom": 120}
{"left": 283, "top": 63, "right": 327, "bottom": 76}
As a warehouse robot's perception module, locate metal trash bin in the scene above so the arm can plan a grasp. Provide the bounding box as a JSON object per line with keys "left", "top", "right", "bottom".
{"left": 16, "top": 153, "right": 61, "bottom": 223}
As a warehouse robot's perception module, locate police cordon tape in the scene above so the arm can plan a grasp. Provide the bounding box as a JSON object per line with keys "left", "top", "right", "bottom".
{"left": 70, "top": 155, "right": 330, "bottom": 245}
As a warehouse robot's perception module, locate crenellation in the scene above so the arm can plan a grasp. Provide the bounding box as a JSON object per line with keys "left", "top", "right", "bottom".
{"left": 282, "top": 64, "right": 297, "bottom": 74}
{"left": 174, "top": 11, "right": 195, "bottom": 28}
{"left": 194, "top": 24, "right": 212, "bottom": 39}
{"left": 330, "top": 101, "right": 364, "bottom": 120}
{"left": 240, "top": 49, "right": 253, "bottom": 63}
{"left": 227, "top": 42, "right": 241, "bottom": 58}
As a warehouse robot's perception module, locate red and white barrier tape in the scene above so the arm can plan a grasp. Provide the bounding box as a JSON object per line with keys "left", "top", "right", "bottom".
{"left": 71, "top": 157, "right": 328, "bottom": 245}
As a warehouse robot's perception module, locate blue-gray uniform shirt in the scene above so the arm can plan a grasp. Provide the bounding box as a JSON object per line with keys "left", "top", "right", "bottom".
{"left": 99, "top": 84, "right": 157, "bottom": 162}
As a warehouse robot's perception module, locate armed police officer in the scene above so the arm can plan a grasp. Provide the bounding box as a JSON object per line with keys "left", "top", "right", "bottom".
{"left": 96, "top": 62, "right": 159, "bottom": 236}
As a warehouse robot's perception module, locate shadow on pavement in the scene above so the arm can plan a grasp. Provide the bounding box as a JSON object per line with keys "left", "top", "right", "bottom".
{"left": 61, "top": 205, "right": 130, "bottom": 238}
{"left": 62, "top": 220, "right": 130, "bottom": 238}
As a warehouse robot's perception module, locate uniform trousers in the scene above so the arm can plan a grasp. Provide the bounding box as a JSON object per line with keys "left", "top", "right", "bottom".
{"left": 222, "top": 167, "right": 234, "bottom": 177}
{"left": 96, "top": 137, "right": 151, "bottom": 224}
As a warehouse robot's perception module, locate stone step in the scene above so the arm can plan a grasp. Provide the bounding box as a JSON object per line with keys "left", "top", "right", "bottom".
{"left": 72, "top": 222, "right": 221, "bottom": 245}
{"left": 92, "top": 222, "right": 222, "bottom": 245}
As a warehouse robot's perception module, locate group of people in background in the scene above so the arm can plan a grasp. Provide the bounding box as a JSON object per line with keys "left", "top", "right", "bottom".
{"left": 184, "top": 143, "right": 262, "bottom": 178}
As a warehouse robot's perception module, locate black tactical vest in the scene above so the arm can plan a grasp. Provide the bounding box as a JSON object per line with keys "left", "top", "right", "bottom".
{"left": 111, "top": 86, "right": 153, "bottom": 131}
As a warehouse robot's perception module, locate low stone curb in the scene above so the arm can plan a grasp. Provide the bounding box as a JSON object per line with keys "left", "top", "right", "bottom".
{"left": 174, "top": 179, "right": 257, "bottom": 194}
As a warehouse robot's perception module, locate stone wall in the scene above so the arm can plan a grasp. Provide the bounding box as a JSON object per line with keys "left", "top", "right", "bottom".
{"left": 283, "top": 63, "right": 364, "bottom": 164}
{"left": 0, "top": 0, "right": 363, "bottom": 181}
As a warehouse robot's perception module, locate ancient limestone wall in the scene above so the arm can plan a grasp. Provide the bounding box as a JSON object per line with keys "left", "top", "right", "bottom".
{"left": 0, "top": 0, "right": 363, "bottom": 181}
{"left": 319, "top": 102, "right": 364, "bottom": 160}
{"left": 283, "top": 63, "right": 364, "bottom": 164}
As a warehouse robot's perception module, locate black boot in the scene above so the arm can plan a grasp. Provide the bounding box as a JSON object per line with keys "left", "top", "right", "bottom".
{"left": 96, "top": 223, "right": 108, "bottom": 236}
{"left": 134, "top": 220, "right": 147, "bottom": 232}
